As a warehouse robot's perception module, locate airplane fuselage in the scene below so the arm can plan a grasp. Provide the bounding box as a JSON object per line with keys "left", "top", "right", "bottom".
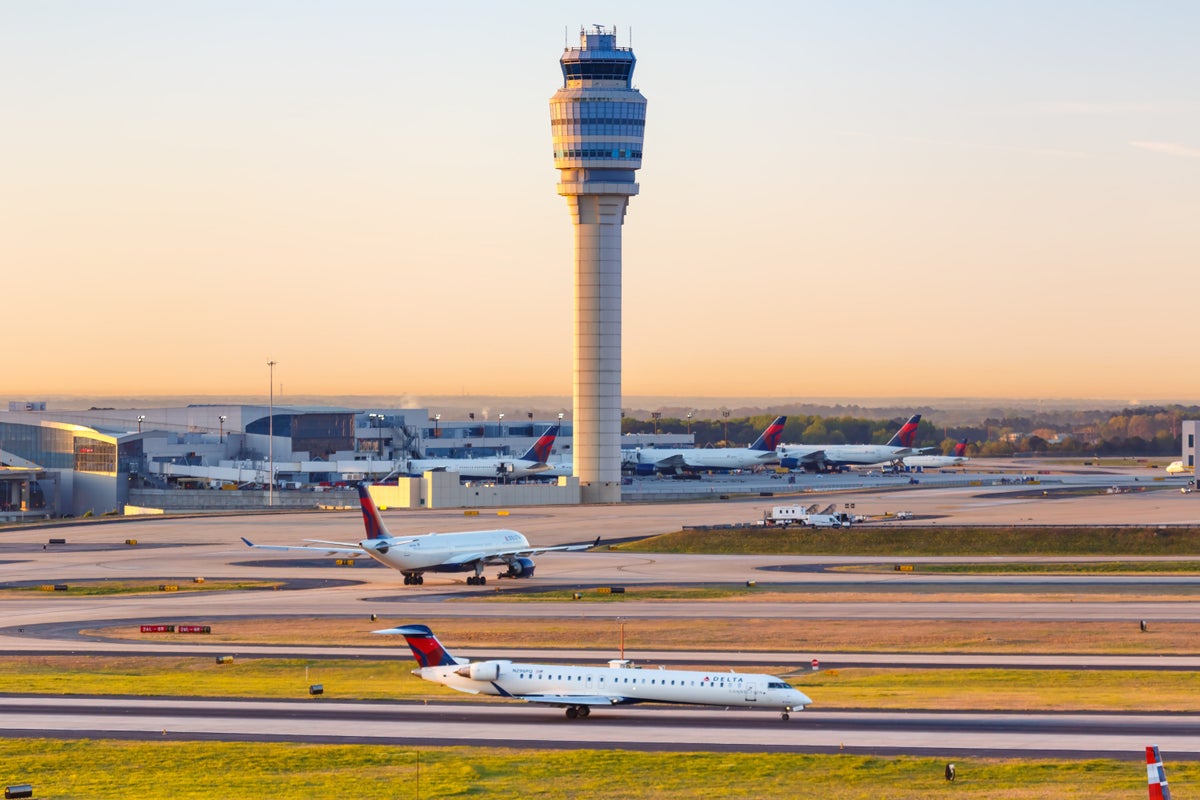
{"left": 359, "top": 530, "right": 530, "bottom": 573}
{"left": 416, "top": 660, "right": 810, "bottom": 711}
{"left": 403, "top": 459, "right": 548, "bottom": 479}
{"left": 626, "top": 447, "right": 778, "bottom": 472}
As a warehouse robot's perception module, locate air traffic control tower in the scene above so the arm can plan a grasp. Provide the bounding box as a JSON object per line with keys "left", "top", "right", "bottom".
{"left": 550, "top": 25, "right": 646, "bottom": 504}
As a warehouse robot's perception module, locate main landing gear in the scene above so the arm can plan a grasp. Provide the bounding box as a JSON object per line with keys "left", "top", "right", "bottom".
{"left": 466, "top": 575, "right": 487, "bottom": 586}
{"left": 403, "top": 574, "right": 424, "bottom": 585}
{"left": 565, "top": 705, "right": 591, "bottom": 720}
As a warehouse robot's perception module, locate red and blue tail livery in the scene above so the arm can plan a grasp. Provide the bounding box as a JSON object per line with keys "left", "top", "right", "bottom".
{"left": 357, "top": 483, "right": 391, "bottom": 540}
{"left": 953, "top": 438, "right": 968, "bottom": 458}
{"left": 520, "top": 425, "right": 560, "bottom": 463}
{"left": 388, "top": 624, "right": 464, "bottom": 667}
{"left": 885, "top": 414, "right": 922, "bottom": 449}
{"left": 1147, "top": 746, "right": 1172, "bottom": 800}
{"left": 750, "top": 416, "right": 788, "bottom": 452}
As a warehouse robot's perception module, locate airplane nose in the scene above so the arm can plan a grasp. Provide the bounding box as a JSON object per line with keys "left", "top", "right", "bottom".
{"left": 793, "top": 690, "right": 812, "bottom": 707}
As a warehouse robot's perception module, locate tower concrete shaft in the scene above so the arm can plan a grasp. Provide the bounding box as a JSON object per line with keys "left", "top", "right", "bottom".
{"left": 550, "top": 25, "right": 646, "bottom": 503}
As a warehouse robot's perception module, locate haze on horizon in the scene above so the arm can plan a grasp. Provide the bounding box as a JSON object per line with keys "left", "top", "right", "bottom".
{"left": 4, "top": 2, "right": 1197, "bottom": 401}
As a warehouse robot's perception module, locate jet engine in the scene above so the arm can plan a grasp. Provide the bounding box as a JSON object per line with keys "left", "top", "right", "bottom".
{"left": 455, "top": 660, "right": 509, "bottom": 681}
{"left": 499, "top": 557, "right": 535, "bottom": 579}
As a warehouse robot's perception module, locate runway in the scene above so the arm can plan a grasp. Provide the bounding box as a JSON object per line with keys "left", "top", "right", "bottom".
{"left": 0, "top": 696, "right": 1196, "bottom": 759}
{"left": 1, "top": 468, "right": 1199, "bottom": 758}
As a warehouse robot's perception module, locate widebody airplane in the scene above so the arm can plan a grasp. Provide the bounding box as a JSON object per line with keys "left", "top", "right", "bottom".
{"left": 400, "top": 425, "right": 560, "bottom": 480}
{"left": 381, "top": 624, "right": 812, "bottom": 720}
{"left": 242, "top": 483, "right": 593, "bottom": 585}
{"left": 622, "top": 416, "right": 787, "bottom": 474}
{"left": 903, "top": 438, "right": 970, "bottom": 468}
{"left": 777, "top": 414, "right": 922, "bottom": 471}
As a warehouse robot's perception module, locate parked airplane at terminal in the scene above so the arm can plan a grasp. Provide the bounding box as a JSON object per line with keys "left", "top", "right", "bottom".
{"left": 1147, "top": 745, "right": 1172, "bottom": 799}
{"left": 622, "top": 416, "right": 787, "bottom": 474}
{"left": 1166, "top": 460, "right": 1192, "bottom": 475}
{"left": 903, "top": 438, "right": 970, "bottom": 468}
{"left": 242, "top": 483, "right": 593, "bottom": 585}
{"left": 400, "top": 425, "right": 559, "bottom": 480}
{"left": 380, "top": 623, "right": 812, "bottom": 720}
{"left": 777, "top": 414, "right": 922, "bottom": 472}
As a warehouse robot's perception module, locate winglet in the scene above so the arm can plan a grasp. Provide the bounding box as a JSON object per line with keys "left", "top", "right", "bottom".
{"left": 1147, "top": 746, "right": 1172, "bottom": 800}
{"left": 240, "top": 537, "right": 255, "bottom": 548}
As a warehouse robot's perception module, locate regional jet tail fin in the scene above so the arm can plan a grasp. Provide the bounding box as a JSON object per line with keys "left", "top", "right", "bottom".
{"left": 519, "top": 425, "right": 560, "bottom": 463}
{"left": 953, "top": 438, "right": 969, "bottom": 458}
{"left": 885, "top": 414, "right": 922, "bottom": 448}
{"left": 1147, "top": 746, "right": 1172, "bottom": 800}
{"left": 357, "top": 483, "right": 393, "bottom": 540}
{"left": 749, "top": 416, "right": 788, "bottom": 452}
{"left": 375, "top": 624, "right": 468, "bottom": 667}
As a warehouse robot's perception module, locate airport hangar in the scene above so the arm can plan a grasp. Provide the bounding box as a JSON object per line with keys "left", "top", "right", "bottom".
{"left": 0, "top": 402, "right": 691, "bottom": 520}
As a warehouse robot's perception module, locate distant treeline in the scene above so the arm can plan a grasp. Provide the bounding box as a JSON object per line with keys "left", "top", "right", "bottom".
{"left": 621, "top": 406, "right": 1200, "bottom": 457}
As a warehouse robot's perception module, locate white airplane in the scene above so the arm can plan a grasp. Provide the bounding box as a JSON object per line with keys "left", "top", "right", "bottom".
{"left": 903, "top": 438, "right": 970, "bottom": 468}
{"left": 397, "top": 425, "right": 560, "bottom": 480}
{"left": 777, "top": 414, "right": 922, "bottom": 472}
{"left": 379, "top": 624, "right": 812, "bottom": 721}
{"left": 1147, "top": 745, "right": 1172, "bottom": 799}
{"left": 622, "top": 416, "right": 787, "bottom": 474}
{"left": 241, "top": 483, "right": 594, "bottom": 585}
{"left": 1166, "top": 461, "right": 1192, "bottom": 475}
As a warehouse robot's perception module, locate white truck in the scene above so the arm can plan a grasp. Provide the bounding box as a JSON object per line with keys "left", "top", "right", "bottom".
{"left": 766, "top": 505, "right": 854, "bottom": 528}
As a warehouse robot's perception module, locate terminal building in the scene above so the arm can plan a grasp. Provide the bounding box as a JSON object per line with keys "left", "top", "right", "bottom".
{"left": 0, "top": 403, "right": 690, "bottom": 518}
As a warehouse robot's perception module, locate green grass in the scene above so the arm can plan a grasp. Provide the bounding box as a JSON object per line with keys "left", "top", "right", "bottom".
{"left": 5, "top": 580, "right": 282, "bottom": 596}
{"left": 613, "top": 526, "right": 1200, "bottom": 556}
{"left": 0, "top": 740, "right": 1185, "bottom": 798}
{"left": 796, "top": 668, "right": 1200, "bottom": 711}
{"left": 869, "top": 561, "right": 1200, "bottom": 574}
{"left": 5, "top": 657, "right": 1200, "bottom": 712}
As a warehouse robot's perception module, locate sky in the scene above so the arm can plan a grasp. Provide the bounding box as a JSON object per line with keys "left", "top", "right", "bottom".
{"left": 3, "top": 1, "right": 1197, "bottom": 402}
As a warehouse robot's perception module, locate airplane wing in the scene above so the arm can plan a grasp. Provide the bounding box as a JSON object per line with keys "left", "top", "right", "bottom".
{"left": 510, "top": 693, "right": 636, "bottom": 707}
{"left": 241, "top": 537, "right": 365, "bottom": 557}
{"left": 501, "top": 536, "right": 601, "bottom": 559}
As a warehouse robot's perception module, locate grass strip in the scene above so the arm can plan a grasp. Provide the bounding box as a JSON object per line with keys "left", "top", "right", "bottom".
{"left": 0, "top": 739, "right": 1186, "bottom": 799}
{"left": 3, "top": 657, "right": 1199, "bottom": 712}
{"left": 90, "top": 616, "right": 1200, "bottom": 655}
{"left": 3, "top": 580, "right": 282, "bottom": 596}
{"left": 612, "top": 526, "right": 1200, "bottom": 556}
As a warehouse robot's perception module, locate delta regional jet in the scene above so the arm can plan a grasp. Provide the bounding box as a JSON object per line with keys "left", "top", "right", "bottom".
{"left": 242, "top": 484, "right": 594, "bottom": 585}
{"left": 381, "top": 624, "right": 812, "bottom": 720}
{"left": 622, "top": 415, "right": 787, "bottom": 474}
{"left": 401, "top": 425, "right": 560, "bottom": 480}
{"left": 903, "top": 438, "right": 970, "bottom": 468}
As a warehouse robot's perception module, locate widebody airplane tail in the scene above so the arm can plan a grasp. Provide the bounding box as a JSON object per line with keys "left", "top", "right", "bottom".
{"left": 750, "top": 416, "right": 788, "bottom": 451}
{"left": 357, "top": 483, "right": 392, "bottom": 540}
{"left": 1147, "top": 746, "right": 1172, "bottom": 800}
{"left": 885, "top": 414, "right": 922, "bottom": 448}
{"left": 377, "top": 624, "right": 463, "bottom": 667}
{"left": 520, "top": 425, "right": 560, "bottom": 463}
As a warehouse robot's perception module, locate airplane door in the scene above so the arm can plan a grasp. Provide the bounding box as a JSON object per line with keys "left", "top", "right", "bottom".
{"left": 744, "top": 683, "right": 758, "bottom": 703}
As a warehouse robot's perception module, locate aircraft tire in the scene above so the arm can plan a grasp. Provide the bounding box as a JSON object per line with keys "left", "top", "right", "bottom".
{"left": 781, "top": 712, "right": 790, "bottom": 721}
{"left": 416, "top": 575, "right": 424, "bottom": 585}
{"left": 578, "top": 706, "right": 590, "bottom": 718}
{"left": 479, "top": 576, "right": 486, "bottom": 585}
{"left": 565, "top": 706, "right": 579, "bottom": 720}
{"left": 403, "top": 575, "right": 412, "bottom": 585}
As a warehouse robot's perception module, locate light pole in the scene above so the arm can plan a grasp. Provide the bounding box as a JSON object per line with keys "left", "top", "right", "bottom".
{"left": 267, "top": 360, "right": 276, "bottom": 507}
{"left": 722, "top": 409, "right": 731, "bottom": 445}
{"left": 434, "top": 413, "right": 441, "bottom": 439}
{"left": 498, "top": 413, "right": 505, "bottom": 437}
{"left": 651, "top": 412, "right": 661, "bottom": 436}
{"left": 218, "top": 415, "right": 226, "bottom": 443}
{"left": 137, "top": 415, "right": 145, "bottom": 433}
{"left": 686, "top": 412, "right": 693, "bottom": 435}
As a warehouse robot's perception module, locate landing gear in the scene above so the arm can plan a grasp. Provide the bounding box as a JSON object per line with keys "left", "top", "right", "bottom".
{"left": 781, "top": 708, "right": 791, "bottom": 721}
{"left": 466, "top": 575, "right": 487, "bottom": 586}
{"left": 578, "top": 706, "right": 590, "bottom": 718}
{"left": 403, "top": 574, "right": 424, "bottom": 585}
{"left": 564, "top": 705, "right": 590, "bottom": 720}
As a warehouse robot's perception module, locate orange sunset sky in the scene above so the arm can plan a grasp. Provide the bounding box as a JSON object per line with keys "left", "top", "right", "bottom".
{"left": 4, "top": 2, "right": 1197, "bottom": 401}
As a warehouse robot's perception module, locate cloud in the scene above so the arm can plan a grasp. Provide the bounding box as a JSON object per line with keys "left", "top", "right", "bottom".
{"left": 1131, "top": 141, "right": 1200, "bottom": 159}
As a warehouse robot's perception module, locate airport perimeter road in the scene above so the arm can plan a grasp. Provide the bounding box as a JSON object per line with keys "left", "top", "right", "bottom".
{"left": 1, "top": 696, "right": 1196, "bottom": 759}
